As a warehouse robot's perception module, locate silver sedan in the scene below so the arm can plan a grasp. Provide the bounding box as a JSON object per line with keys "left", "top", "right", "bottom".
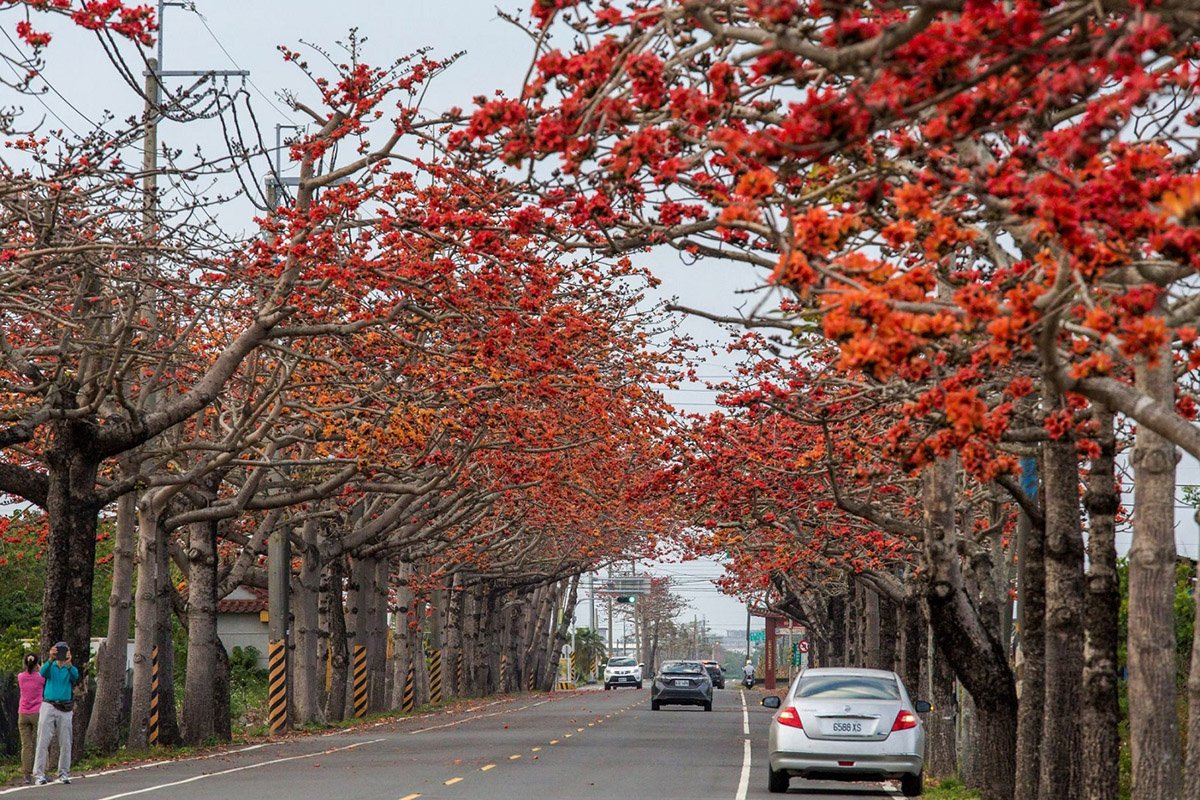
{"left": 762, "top": 667, "right": 930, "bottom": 796}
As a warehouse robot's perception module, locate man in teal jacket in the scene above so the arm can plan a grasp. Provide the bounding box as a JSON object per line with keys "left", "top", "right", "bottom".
{"left": 33, "top": 641, "right": 80, "bottom": 785}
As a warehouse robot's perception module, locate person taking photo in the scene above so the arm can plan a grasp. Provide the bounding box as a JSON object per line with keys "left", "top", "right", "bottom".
{"left": 33, "top": 641, "right": 79, "bottom": 785}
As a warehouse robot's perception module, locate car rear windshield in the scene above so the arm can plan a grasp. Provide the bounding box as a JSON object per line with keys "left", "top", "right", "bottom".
{"left": 608, "top": 657, "right": 637, "bottom": 667}
{"left": 661, "top": 662, "right": 704, "bottom": 674}
{"left": 795, "top": 675, "right": 900, "bottom": 700}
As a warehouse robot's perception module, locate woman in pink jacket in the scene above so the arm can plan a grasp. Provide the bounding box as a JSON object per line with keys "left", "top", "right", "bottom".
{"left": 17, "top": 653, "right": 44, "bottom": 784}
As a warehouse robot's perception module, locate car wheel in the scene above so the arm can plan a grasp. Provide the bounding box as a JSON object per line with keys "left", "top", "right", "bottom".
{"left": 703, "top": 701, "right": 712, "bottom": 712}
{"left": 901, "top": 771, "right": 923, "bottom": 797}
{"left": 652, "top": 700, "right": 660, "bottom": 711}
{"left": 767, "top": 765, "right": 789, "bottom": 794}
{"left": 636, "top": 681, "right": 643, "bottom": 689}
{"left": 604, "top": 684, "right": 611, "bottom": 691}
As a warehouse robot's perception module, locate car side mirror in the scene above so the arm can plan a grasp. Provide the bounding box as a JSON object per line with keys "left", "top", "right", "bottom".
{"left": 762, "top": 696, "right": 782, "bottom": 709}
{"left": 914, "top": 700, "right": 932, "bottom": 713}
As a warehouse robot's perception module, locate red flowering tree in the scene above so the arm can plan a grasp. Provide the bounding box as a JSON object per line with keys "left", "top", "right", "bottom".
{"left": 455, "top": 2, "right": 1200, "bottom": 797}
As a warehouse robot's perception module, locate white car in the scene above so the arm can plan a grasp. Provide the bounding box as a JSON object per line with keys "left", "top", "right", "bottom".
{"left": 603, "top": 656, "right": 642, "bottom": 689}
{"left": 762, "top": 668, "right": 929, "bottom": 796}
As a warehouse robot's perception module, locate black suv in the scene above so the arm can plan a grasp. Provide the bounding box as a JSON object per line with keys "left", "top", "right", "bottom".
{"left": 701, "top": 660, "right": 725, "bottom": 689}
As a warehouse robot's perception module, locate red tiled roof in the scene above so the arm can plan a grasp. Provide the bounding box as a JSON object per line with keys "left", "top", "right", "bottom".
{"left": 216, "top": 586, "right": 269, "bottom": 614}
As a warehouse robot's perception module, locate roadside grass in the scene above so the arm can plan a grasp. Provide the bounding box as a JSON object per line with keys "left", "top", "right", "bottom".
{"left": 924, "top": 776, "right": 982, "bottom": 799}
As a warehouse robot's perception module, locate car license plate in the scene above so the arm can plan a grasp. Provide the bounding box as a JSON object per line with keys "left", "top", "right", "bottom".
{"left": 674, "top": 679, "right": 690, "bottom": 687}
{"left": 832, "top": 721, "right": 864, "bottom": 734}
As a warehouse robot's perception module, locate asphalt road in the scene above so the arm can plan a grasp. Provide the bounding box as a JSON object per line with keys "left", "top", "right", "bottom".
{"left": 0, "top": 687, "right": 904, "bottom": 799}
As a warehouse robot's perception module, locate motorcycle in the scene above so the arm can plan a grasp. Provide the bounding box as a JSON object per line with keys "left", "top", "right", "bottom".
{"left": 742, "top": 673, "right": 755, "bottom": 689}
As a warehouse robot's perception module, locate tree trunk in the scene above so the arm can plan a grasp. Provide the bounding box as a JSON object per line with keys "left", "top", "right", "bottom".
{"left": 86, "top": 491, "right": 136, "bottom": 753}
{"left": 1015, "top": 491, "right": 1046, "bottom": 800}
{"left": 367, "top": 557, "right": 388, "bottom": 712}
{"left": 128, "top": 495, "right": 164, "bottom": 750}
{"left": 154, "top": 534, "right": 180, "bottom": 746}
{"left": 827, "top": 589, "right": 846, "bottom": 666}
{"left": 1184, "top": 541, "right": 1200, "bottom": 798}
{"left": 343, "top": 554, "right": 366, "bottom": 717}
{"left": 879, "top": 592, "right": 898, "bottom": 673}
{"left": 926, "top": 636, "right": 958, "bottom": 778}
{"left": 293, "top": 520, "right": 324, "bottom": 725}
{"left": 1128, "top": 336, "right": 1182, "bottom": 800}
{"left": 922, "top": 457, "right": 1017, "bottom": 800}
{"left": 864, "top": 584, "right": 881, "bottom": 669}
{"left": 900, "top": 592, "right": 924, "bottom": 697}
{"left": 182, "top": 518, "right": 221, "bottom": 745}
{"left": 445, "top": 576, "right": 464, "bottom": 698}
{"left": 214, "top": 640, "right": 231, "bottom": 741}
{"left": 391, "top": 561, "right": 415, "bottom": 709}
{"left": 1039, "top": 412, "right": 1085, "bottom": 800}
{"left": 1082, "top": 406, "right": 1120, "bottom": 800}
{"left": 41, "top": 438, "right": 103, "bottom": 761}
{"left": 323, "top": 557, "right": 348, "bottom": 722}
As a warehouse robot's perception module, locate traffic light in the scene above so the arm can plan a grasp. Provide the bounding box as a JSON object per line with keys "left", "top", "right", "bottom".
{"left": 615, "top": 595, "right": 636, "bottom": 604}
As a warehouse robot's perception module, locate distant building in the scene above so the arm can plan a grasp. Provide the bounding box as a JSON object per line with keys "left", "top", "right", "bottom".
{"left": 216, "top": 585, "right": 270, "bottom": 668}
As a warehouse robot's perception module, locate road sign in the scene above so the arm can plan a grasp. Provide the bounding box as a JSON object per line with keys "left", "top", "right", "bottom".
{"left": 798, "top": 640, "right": 809, "bottom": 653}
{"left": 601, "top": 575, "right": 651, "bottom": 595}
{"left": 748, "top": 630, "right": 766, "bottom": 643}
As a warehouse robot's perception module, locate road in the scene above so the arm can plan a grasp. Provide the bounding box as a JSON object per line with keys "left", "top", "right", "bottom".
{"left": 0, "top": 687, "right": 905, "bottom": 799}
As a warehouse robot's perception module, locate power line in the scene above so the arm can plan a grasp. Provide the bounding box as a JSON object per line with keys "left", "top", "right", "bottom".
{"left": 0, "top": 29, "right": 97, "bottom": 137}
{"left": 190, "top": 6, "right": 296, "bottom": 123}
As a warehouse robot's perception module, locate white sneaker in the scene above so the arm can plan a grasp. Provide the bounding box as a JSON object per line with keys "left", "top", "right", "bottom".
{"left": 34, "top": 777, "right": 47, "bottom": 785}
{"left": 58, "top": 777, "right": 71, "bottom": 785}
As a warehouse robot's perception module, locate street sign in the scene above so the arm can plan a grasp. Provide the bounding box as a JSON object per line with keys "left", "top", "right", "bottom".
{"left": 598, "top": 575, "right": 651, "bottom": 595}
{"left": 798, "top": 640, "right": 809, "bottom": 653}
{"left": 748, "top": 630, "right": 766, "bottom": 643}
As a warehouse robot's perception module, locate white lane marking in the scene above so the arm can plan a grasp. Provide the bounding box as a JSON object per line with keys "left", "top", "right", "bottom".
{"left": 740, "top": 691, "right": 749, "bottom": 736}
{"left": 408, "top": 697, "right": 549, "bottom": 734}
{"left": 409, "top": 708, "right": 511, "bottom": 733}
{"left": 0, "top": 744, "right": 276, "bottom": 794}
{"left": 735, "top": 738, "right": 751, "bottom": 800}
{"left": 90, "top": 739, "right": 384, "bottom": 800}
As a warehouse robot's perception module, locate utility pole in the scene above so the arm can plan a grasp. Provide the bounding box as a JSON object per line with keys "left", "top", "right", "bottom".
{"left": 746, "top": 607, "right": 751, "bottom": 660}
{"left": 606, "top": 565, "right": 613, "bottom": 656}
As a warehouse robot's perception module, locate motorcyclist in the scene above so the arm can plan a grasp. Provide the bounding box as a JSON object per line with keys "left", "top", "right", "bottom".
{"left": 741, "top": 659, "right": 755, "bottom": 687}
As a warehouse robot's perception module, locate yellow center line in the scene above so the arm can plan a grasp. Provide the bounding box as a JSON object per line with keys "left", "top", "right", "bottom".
{"left": 587, "top": 723, "right": 594, "bottom": 727}
{"left": 531, "top": 746, "right": 542, "bottom": 752}
{"left": 509, "top": 754, "right": 522, "bottom": 760}
{"left": 576, "top": 727, "right": 585, "bottom": 732}
{"left": 549, "top": 739, "right": 559, "bottom": 745}
{"left": 564, "top": 733, "right": 573, "bottom": 738}
{"left": 481, "top": 764, "right": 496, "bottom": 772}
{"left": 399, "top": 795, "right": 422, "bottom": 800}
{"left": 444, "top": 777, "right": 464, "bottom": 786}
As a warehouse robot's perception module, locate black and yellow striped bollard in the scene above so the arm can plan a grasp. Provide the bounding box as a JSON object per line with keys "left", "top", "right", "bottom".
{"left": 402, "top": 665, "right": 415, "bottom": 713}
{"left": 429, "top": 649, "right": 443, "bottom": 704}
{"left": 499, "top": 653, "right": 508, "bottom": 690}
{"left": 268, "top": 639, "right": 288, "bottom": 735}
{"left": 148, "top": 645, "right": 160, "bottom": 745}
{"left": 528, "top": 667, "right": 535, "bottom": 692}
{"left": 456, "top": 652, "right": 464, "bottom": 695}
{"left": 352, "top": 644, "right": 368, "bottom": 718}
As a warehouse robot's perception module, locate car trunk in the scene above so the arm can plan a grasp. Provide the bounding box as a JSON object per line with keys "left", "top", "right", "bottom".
{"left": 661, "top": 674, "right": 703, "bottom": 688}
{"left": 794, "top": 699, "right": 901, "bottom": 741}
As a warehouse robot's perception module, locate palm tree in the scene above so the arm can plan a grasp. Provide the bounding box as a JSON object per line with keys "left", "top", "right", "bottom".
{"left": 571, "top": 627, "right": 606, "bottom": 682}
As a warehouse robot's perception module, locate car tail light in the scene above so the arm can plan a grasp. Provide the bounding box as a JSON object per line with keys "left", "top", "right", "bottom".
{"left": 892, "top": 710, "right": 918, "bottom": 731}
{"left": 776, "top": 706, "right": 803, "bottom": 729}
